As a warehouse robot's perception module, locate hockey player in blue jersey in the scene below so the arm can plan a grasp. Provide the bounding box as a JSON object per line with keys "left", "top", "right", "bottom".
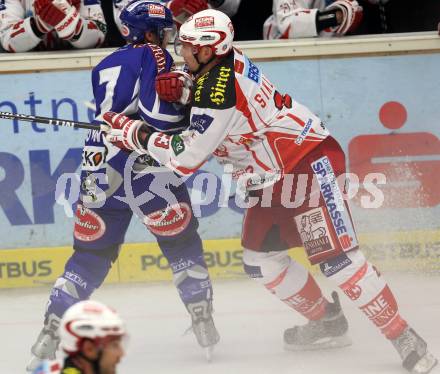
{"left": 27, "top": 2, "right": 219, "bottom": 371}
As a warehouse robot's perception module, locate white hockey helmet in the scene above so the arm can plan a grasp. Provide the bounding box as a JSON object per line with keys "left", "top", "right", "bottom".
{"left": 175, "top": 9, "right": 234, "bottom": 57}
{"left": 59, "top": 300, "right": 126, "bottom": 354}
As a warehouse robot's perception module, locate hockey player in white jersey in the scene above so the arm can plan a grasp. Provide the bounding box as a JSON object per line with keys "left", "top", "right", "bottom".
{"left": 0, "top": 0, "right": 106, "bottom": 52}
{"left": 32, "top": 300, "right": 125, "bottom": 374}
{"left": 264, "top": 0, "right": 363, "bottom": 39}
{"left": 102, "top": 9, "right": 438, "bottom": 374}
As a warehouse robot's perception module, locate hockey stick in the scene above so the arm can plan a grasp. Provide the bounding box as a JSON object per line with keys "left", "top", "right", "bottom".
{"left": 0, "top": 111, "right": 109, "bottom": 131}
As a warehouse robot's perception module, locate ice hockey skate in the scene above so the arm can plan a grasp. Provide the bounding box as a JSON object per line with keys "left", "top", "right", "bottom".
{"left": 186, "top": 299, "right": 220, "bottom": 361}
{"left": 391, "top": 326, "right": 438, "bottom": 374}
{"left": 284, "top": 291, "right": 352, "bottom": 351}
{"left": 26, "top": 315, "right": 60, "bottom": 372}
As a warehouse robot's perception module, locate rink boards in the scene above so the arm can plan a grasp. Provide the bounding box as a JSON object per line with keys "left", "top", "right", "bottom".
{"left": 1, "top": 33, "right": 440, "bottom": 288}
{"left": 1, "top": 229, "right": 439, "bottom": 288}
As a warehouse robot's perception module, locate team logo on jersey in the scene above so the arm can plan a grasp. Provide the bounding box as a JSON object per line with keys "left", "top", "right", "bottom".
{"left": 82, "top": 146, "right": 107, "bottom": 171}
{"left": 320, "top": 253, "right": 352, "bottom": 277}
{"left": 294, "top": 207, "right": 336, "bottom": 262}
{"left": 154, "top": 133, "right": 171, "bottom": 149}
{"left": 245, "top": 57, "right": 260, "bottom": 84}
{"left": 144, "top": 203, "right": 192, "bottom": 237}
{"left": 213, "top": 145, "right": 229, "bottom": 157}
{"left": 171, "top": 135, "right": 185, "bottom": 155}
{"left": 195, "top": 16, "right": 215, "bottom": 29}
{"left": 148, "top": 4, "right": 166, "bottom": 18}
{"left": 189, "top": 114, "right": 214, "bottom": 134}
{"left": 74, "top": 205, "right": 106, "bottom": 242}
{"left": 193, "top": 53, "right": 236, "bottom": 109}
{"left": 312, "top": 156, "right": 358, "bottom": 251}
{"left": 210, "top": 66, "right": 231, "bottom": 106}
{"left": 194, "top": 72, "right": 210, "bottom": 103}
{"left": 295, "top": 118, "right": 313, "bottom": 145}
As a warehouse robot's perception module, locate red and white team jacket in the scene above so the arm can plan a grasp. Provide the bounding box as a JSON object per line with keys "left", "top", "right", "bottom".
{"left": 264, "top": 0, "right": 329, "bottom": 39}
{"left": 148, "top": 48, "right": 329, "bottom": 190}
{"left": 0, "top": 0, "right": 106, "bottom": 52}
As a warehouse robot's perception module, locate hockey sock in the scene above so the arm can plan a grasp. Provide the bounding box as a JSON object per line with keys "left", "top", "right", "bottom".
{"left": 321, "top": 250, "right": 408, "bottom": 339}
{"left": 244, "top": 249, "right": 327, "bottom": 321}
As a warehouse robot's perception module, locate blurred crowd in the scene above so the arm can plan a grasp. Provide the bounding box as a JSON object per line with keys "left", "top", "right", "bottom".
{"left": 0, "top": 0, "right": 439, "bottom": 53}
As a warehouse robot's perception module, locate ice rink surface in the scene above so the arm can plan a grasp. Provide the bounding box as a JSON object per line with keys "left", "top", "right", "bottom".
{"left": 1, "top": 273, "right": 439, "bottom": 374}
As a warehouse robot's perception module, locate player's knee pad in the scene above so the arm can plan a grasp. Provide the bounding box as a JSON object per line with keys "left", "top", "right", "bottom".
{"left": 243, "top": 249, "right": 308, "bottom": 294}
{"left": 243, "top": 249, "right": 290, "bottom": 282}
{"left": 46, "top": 248, "right": 117, "bottom": 319}
{"left": 243, "top": 249, "right": 325, "bottom": 319}
{"left": 319, "top": 249, "right": 366, "bottom": 282}
{"left": 319, "top": 249, "right": 387, "bottom": 306}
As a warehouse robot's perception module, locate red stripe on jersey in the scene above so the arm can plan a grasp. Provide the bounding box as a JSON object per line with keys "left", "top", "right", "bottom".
{"left": 234, "top": 59, "right": 244, "bottom": 74}
{"left": 10, "top": 27, "right": 25, "bottom": 39}
{"left": 260, "top": 86, "right": 270, "bottom": 100}
{"left": 262, "top": 81, "right": 273, "bottom": 96}
{"left": 262, "top": 76, "right": 274, "bottom": 89}
{"left": 280, "top": 25, "right": 291, "bottom": 39}
{"left": 286, "top": 113, "right": 317, "bottom": 134}
{"left": 264, "top": 131, "right": 321, "bottom": 174}
{"left": 235, "top": 79, "right": 258, "bottom": 132}
{"left": 172, "top": 160, "right": 206, "bottom": 175}
{"left": 228, "top": 135, "right": 271, "bottom": 171}
{"left": 243, "top": 142, "right": 271, "bottom": 171}
{"left": 265, "top": 23, "right": 273, "bottom": 39}
{"left": 286, "top": 113, "right": 305, "bottom": 126}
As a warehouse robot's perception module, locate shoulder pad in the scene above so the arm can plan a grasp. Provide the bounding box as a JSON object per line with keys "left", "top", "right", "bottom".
{"left": 145, "top": 43, "right": 168, "bottom": 74}
{"left": 192, "top": 53, "right": 236, "bottom": 110}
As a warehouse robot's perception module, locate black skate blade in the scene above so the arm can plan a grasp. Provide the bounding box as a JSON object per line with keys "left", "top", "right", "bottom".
{"left": 411, "top": 352, "right": 438, "bottom": 374}
{"left": 284, "top": 333, "right": 352, "bottom": 352}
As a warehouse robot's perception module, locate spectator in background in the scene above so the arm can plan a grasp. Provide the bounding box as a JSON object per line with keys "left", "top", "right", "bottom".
{"left": 0, "top": 0, "right": 106, "bottom": 53}
{"left": 264, "top": 0, "right": 363, "bottom": 40}
{"left": 105, "top": 0, "right": 241, "bottom": 48}
{"left": 356, "top": 0, "right": 440, "bottom": 34}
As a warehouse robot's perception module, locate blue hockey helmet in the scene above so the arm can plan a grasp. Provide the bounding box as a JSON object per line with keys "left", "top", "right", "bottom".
{"left": 120, "top": 1, "right": 174, "bottom": 43}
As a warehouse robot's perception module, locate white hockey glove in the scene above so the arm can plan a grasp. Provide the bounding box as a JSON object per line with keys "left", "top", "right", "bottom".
{"left": 326, "top": 0, "right": 363, "bottom": 35}
{"left": 103, "top": 112, "right": 150, "bottom": 154}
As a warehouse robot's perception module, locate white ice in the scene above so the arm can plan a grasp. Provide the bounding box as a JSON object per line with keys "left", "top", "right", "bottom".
{"left": 1, "top": 273, "right": 439, "bottom": 374}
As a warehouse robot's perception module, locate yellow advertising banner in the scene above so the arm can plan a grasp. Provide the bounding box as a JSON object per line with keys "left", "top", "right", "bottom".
{"left": 0, "top": 230, "right": 439, "bottom": 289}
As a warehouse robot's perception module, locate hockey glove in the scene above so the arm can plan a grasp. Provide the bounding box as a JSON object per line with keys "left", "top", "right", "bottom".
{"left": 33, "top": 0, "right": 59, "bottom": 33}
{"left": 155, "top": 71, "right": 193, "bottom": 105}
{"left": 34, "top": 0, "right": 83, "bottom": 40}
{"left": 325, "top": 0, "right": 363, "bottom": 35}
{"left": 167, "top": 0, "right": 208, "bottom": 27}
{"left": 103, "top": 112, "right": 150, "bottom": 154}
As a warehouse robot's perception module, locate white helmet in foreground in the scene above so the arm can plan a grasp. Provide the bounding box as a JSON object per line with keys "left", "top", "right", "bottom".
{"left": 176, "top": 9, "right": 234, "bottom": 57}
{"left": 59, "top": 300, "right": 125, "bottom": 354}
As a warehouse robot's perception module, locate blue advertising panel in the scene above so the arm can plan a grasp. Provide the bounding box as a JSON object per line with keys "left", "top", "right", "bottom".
{"left": 1, "top": 53, "right": 439, "bottom": 249}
